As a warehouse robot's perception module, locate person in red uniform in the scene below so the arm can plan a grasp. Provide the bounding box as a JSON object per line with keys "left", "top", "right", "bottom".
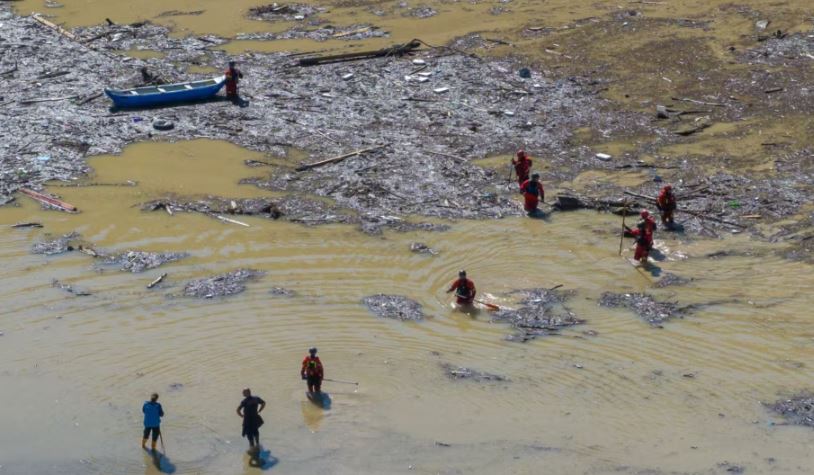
{"left": 520, "top": 173, "right": 545, "bottom": 214}
{"left": 511, "top": 149, "right": 532, "bottom": 186}
{"left": 225, "top": 61, "right": 243, "bottom": 102}
{"left": 656, "top": 184, "right": 677, "bottom": 227}
{"left": 300, "top": 347, "right": 324, "bottom": 394}
{"left": 626, "top": 210, "right": 657, "bottom": 263}
{"left": 447, "top": 270, "right": 476, "bottom": 305}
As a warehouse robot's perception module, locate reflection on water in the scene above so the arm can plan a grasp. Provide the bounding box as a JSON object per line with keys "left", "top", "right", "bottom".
{"left": 0, "top": 139, "right": 812, "bottom": 474}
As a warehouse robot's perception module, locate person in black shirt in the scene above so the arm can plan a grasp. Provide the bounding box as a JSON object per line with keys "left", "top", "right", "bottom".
{"left": 236, "top": 388, "right": 266, "bottom": 452}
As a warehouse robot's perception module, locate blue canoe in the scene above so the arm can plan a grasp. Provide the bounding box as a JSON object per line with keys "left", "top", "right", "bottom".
{"left": 105, "top": 75, "right": 226, "bottom": 108}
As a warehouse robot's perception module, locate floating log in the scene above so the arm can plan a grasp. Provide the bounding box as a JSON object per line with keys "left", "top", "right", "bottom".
{"left": 18, "top": 188, "right": 78, "bottom": 212}
{"left": 11, "top": 222, "right": 43, "bottom": 228}
{"left": 32, "top": 13, "right": 78, "bottom": 41}
{"left": 298, "top": 40, "right": 421, "bottom": 67}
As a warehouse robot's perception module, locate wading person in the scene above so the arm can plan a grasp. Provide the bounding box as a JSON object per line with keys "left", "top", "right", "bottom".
{"left": 301, "top": 347, "right": 324, "bottom": 394}
{"left": 447, "top": 270, "right": 476, "bottom": 305}
{"left": 520, "top": 173, "right": 545, "bottom": 215}
{"left": 141, "top": 393, "right": 164, "bottom": 452}
{"left": 626, "top": 210, "right": 656, "bottom": 263}
{"left": 511, "top": 149, "right": 532, "bottom": 186}
{"left": 237, "top": 388, "right": 265, "bottom": 452}
{"left": 656, "top": 184, "right": 677, "bottom": 227}
{"left": 225, "top": 61, "right": 244, "bottom": 102}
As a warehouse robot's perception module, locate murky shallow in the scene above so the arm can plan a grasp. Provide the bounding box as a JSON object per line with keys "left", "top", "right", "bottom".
{"left": 1, "top": 140, "right": 812, "bottom": 474}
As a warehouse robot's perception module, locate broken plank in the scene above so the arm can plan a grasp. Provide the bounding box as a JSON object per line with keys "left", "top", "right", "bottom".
{"left": 18, "top": 188, "right": 78, "bottom": 212}
{"left": 296, "top": 144, "right": 388, "bottom": 172}
{"left": 671, "top": 96, "right": 725, "bottom": 107}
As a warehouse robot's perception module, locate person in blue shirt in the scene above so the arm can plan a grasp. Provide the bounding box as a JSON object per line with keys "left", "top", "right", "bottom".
{"left": 142, "top": 393, "right": 164, "bottom": 451}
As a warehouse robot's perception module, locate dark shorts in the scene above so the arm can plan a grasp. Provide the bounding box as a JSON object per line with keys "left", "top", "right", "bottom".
{"left": 143, "top": 426, "right": 160, "bottom": 441}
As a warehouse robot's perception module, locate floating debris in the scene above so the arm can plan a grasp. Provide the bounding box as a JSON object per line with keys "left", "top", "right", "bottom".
{"left": 440, "top": 363, "right": 508, "bottom": 382}
{"left": 769, "top": 394, "right": 814, "bottom": 428}
{"left": 182, "top": 269, "right": 265, "bottom": 298}
{"left": 51, "top": 278, "right": 92, "bottom": 296}
{"left": 32, "top": 232, "right": 81, "bottom": 255}
{"left": 599, "top": 292, "right": 684, "bottom": 326}
{"left": 269, "top": 286, "right": 295, "bottom": 297}
{"left": 409, "top": 242, "right": 438, "bottom": 255}
{"left": 104, "top": 250, "right": 188, "bottom": 273}
{"left": 493, "top": 287, "right": 585, "bottom": 342}
{"left": 362, "top": 294, "right": 425, "bottom": 321}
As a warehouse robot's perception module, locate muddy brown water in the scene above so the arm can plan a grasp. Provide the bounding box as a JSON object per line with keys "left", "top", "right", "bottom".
{"left": 4, "top": 0, "right": 814, "bottom": 473}
{"left": 0, "top": 140, "right": 812, "bottom": 474}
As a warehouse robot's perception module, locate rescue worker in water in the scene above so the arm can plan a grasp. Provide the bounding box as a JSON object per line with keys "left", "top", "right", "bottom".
{"left": 626, "top": 209, "right": 657, "bottom": 263}
{"left": 301, "top": 347, "right": 324, "bottom": 394}
{"left": 447, "top": 270, "right": 476, "bottom": 305}
{"left": 511, "top": 149, "right": 532, "bottom": 186}
{"left": 225, "top": 61, "right": 243, "bottom": 101}
{"left": 656, "top": 184, "right": 677, "bottom": 226}
{"left": 520, "top": 173, "right": 545, "bottom": 214}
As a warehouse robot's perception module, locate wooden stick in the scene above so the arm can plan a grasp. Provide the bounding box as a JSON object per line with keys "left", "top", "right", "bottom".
{"left": 19, "top": 95, "right": 79, "bottom": 105}
{"left": 76, "top": 92, "right": 103, "bottom": 106}
{"left": 474, "top": 299, "right": 500, "bottom": 311}
{"left": 32, "top": 14, "right": 78, "bottom": 41}
{"left": 147, "top": 273, "right": 167, "bottom": 289}
{"left": 215, "top": 215, "right": 250, "bottom": 227}
{"left": 11, "top": 222, "right": 43, "bottom": 228}
{"left": 671, "top": 96, "right": 725, "bottom": 107}
{"left": 619, "top": 200, "right": 627, "bottom": 255}
{"left": 333, "top": 26, "right": 371, "bottom": 38}
{"left": 18, "top": 188, "right": 78, "bottom": 212}
{"left": 296, "top": 144, "right": 388, "bottom": 172}
{"left": 426, "top": 150, "right": 466, "bottom": 163}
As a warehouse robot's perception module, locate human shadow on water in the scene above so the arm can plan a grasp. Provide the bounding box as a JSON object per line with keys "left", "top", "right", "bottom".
{"left": 307, "top": 391, "right": 332, "bottom": 410}
{"left": 643, "top": 261, "right": 662, "bottom": 278}
{"left": 527, "top": 208, "right": 551, "bottom": 220}
{"left": 649, "top": 248, "right": 667, "bottom": 262}
{"left": 144, "top": 448, "right": 176, "bottom": 474}
{"left": 247, "top": 447, "right": 278, "bottom": 470}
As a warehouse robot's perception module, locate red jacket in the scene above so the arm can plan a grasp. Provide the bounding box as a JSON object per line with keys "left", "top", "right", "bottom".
{"left": 520, "top": 179, "right": 544, "bottom": 200}
{"left": 301, "top": 356, "right": 323, "bottom": 378}
{"left": 657, "top": 188, "right": 676, "bottom": 211}
{"left": 448, "top": 278, "right": 476, "bottom": 300}
{"left": 512, "top": 156, "right": 532, "bottom": 178}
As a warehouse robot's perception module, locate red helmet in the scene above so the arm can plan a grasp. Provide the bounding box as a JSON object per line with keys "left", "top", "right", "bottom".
{"left": 516, "top": 149, "right": 526, "bottom": 159}
{"left": 640, "top": 209, "right": 649, "bottom": 218}
{"left": 664, "top": 184, "right": 673, "bottom": 192}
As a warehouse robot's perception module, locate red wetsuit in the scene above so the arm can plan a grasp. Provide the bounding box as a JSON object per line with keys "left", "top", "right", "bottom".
{"left": 520, "top": 179, "right": 545, "bottom": 213}
{"left": 656, "top": 187, "right": 677, "bottom": 225}
{"left": 225, "top": 66, "right": 243, "bottom": 98}
{"left": 448, "top": 278, "right": 476, "bottom": 305}
{"left": 630, "top": 219, "right": 655, "bottom": 262}
{"left": 512, "top": 154, "right": 532, "bottom": 185}
{"left": 301, "top": 355, "right": 324, "bottom": 393}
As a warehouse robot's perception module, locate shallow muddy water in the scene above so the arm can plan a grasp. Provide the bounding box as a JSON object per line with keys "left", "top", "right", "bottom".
{"left": 1, "top": 139, "right": 812, "bottom": 474}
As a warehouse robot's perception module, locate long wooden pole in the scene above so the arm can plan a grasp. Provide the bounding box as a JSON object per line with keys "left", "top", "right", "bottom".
{"left": 619, "top": 200, "right": 626, "bottom": 255}
{"left": 295, "top": 144, "right": 387, "bottom": 172}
